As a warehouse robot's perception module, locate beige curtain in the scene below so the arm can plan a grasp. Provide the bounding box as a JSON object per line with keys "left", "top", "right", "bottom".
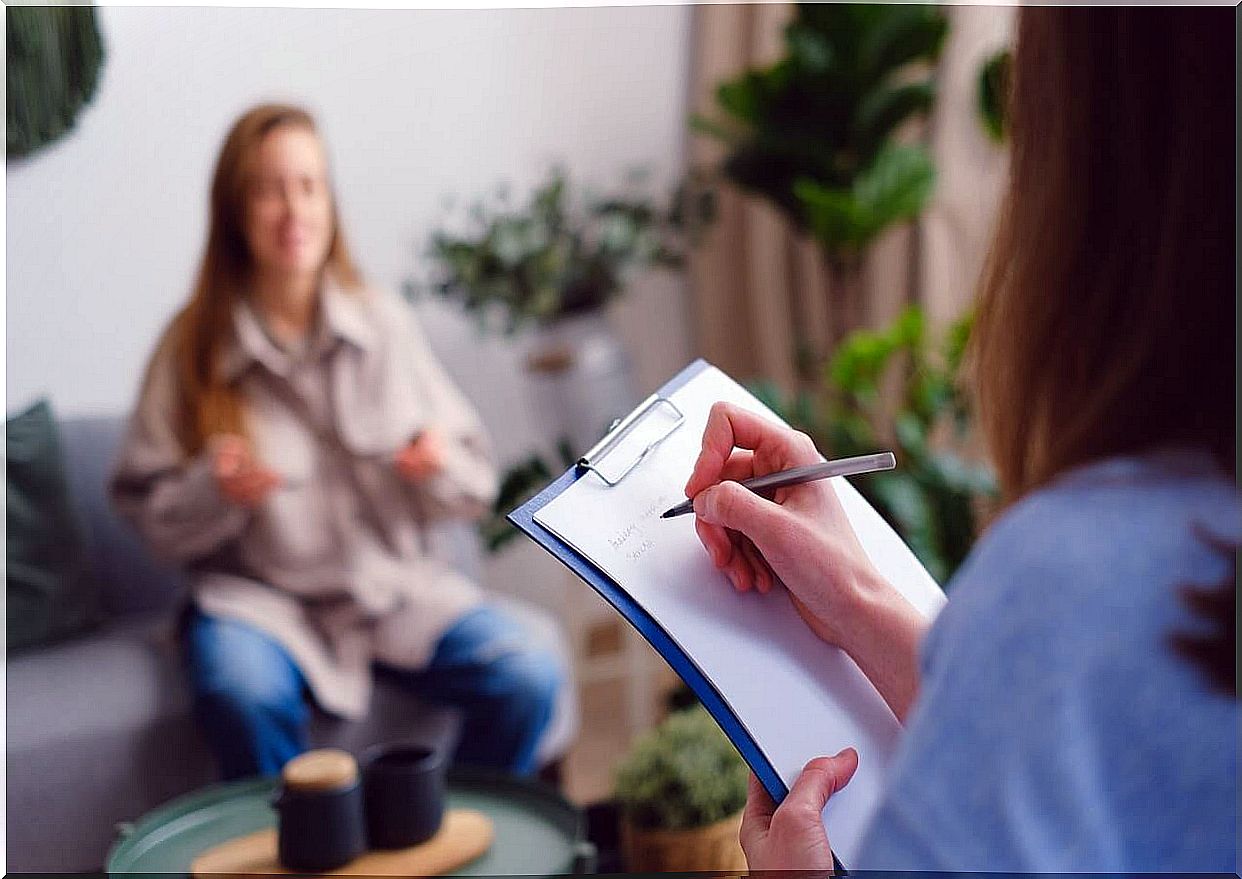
{"left": 685, "top": 4, "right": 1013, "bottom": 393}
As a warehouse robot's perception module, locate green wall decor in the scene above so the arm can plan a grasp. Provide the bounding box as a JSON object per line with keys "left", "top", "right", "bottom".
{"left": 977, "top": 49, "right": 1011, "bottom": 143}
{"left": 7, "top": 6, "right": 106, "bottom": 159}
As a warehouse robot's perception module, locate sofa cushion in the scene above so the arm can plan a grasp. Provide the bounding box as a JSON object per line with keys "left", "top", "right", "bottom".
{"left": 7, "top": 614, "right": 191, "bottom": 747}
{"left": 6, "top": 400, "right": 101, "bottom": 652}
{"left": 57, "top": 415, "right": 188, "bottom": 615}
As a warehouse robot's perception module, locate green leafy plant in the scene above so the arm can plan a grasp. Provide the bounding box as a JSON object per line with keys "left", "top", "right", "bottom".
{"left": 753, "top": 306, "right": 995, "bottom": 584}
{"left": 977, "top": 49, "right": 1011, "bottom": 142}
{"left": 694, "top": 4, "right": 947, "bottom": 268}
{"left": 415, "top": 168, "right": 714, "bottom": 333}
{"left": 483, "top": 437, "right": 578, "bottom": 552}
{"left": 8, "top": 7, "right": 106, "bottom": 158}
{"left": 614, "top": 706, "right": 748, "bottom": 831}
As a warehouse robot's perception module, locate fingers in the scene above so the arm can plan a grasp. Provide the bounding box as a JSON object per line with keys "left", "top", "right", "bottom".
{"left": 725, "top": 531, "right": 755, "bottom": 593}
{"left": 694, "top": 517, "right": 734, "bottom": 569}
{"left": 695, "top": 517, "right": 776, "bottom": 596}
{"left": 719, "top": 450, "right": 755, "bottom": 484}
{"left": 211, "top": 435, "right": 250, "bottom": 479}
{"left": 693, "top": 480, "right": 791, "bottom": 550}
{"left": 685, "top": 402, "right": 818, "bottom": 498}
{"left": 783, "top": 749, "right": 859, "bottom": 817}
{"left": 222, "top": 467, "right": 281, "bottom": 507}
{"left": 398, "top": 432, "right": 447, "bottom": 481}
{"left": 737, "top": 536, "right": 773, "bottom": 594}
{"left": 740, "top": 772, "right": 777, "bottom": 852}
{"left": 695, "top": 518, "right": 753, "bottom": 593}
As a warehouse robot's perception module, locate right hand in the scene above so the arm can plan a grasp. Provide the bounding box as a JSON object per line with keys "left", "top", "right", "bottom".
{"left": 684, "top": 402, "right": 887, "bottom": 651}
{"left": 209, "top": 434, "right": 281, "bottom": 508}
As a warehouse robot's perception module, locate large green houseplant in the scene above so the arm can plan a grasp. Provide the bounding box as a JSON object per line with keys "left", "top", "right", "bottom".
{"left": 695, "top": 3, "right": 948, "bottom": 346}
{"left": 753, "top": 306, "right": 995, "bottom": 584}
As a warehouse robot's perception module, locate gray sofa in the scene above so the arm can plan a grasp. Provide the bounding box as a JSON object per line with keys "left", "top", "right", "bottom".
{"left": 6, "top": 415, "right": 577, "bottom": 872}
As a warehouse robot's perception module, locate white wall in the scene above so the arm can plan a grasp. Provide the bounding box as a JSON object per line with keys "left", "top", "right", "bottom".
{"left": 6, "top": 5, "right": 695, "bottom": 467}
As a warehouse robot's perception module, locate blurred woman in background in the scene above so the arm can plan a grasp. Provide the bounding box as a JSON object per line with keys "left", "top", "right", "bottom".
{"left": 685, "top": 7, "right": 1235, "bottom": 871}
{"left": 112, "top": 104, "right": 562, "bottom": 780}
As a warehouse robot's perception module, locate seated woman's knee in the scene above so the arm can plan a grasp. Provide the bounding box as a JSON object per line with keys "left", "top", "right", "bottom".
{"left": 489, "top": 646, "right": 563, "bottom": 716}
{"left": 186, "top": 614, "right": 304, "bottom": 714}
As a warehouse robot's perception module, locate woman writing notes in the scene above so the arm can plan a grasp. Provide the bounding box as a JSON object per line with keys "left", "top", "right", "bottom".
{"left": 686, "top": 8, "right": 1235, "bottom": 872}
{"left": 111, "top": 105, "right": 561, "bottom": 780}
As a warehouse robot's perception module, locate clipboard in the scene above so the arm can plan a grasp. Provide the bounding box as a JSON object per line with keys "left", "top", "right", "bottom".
{"left": 508, "top": 359, "right": 792, "bottom": 803}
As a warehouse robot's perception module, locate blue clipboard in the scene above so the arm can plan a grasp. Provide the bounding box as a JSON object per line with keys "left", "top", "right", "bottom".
{"left": 507, "top": 358, "right": 791, "bottom": 805}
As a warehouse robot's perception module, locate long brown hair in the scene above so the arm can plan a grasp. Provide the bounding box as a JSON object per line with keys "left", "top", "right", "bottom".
{"left": 971, "top": 8, "right": 1234, "bottom": 501}
{"left": 971, "top": 9, "right": 1235, "bottom": 693}
{"left": 170, "top": 103, "right": 361, "bottom": 454}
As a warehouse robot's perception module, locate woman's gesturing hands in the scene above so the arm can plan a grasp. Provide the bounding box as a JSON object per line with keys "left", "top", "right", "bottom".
{"left": 395, "top": 429, "right": 447, "bottom": 483}
{"left": 684, "top": 402, "right": 887, "bottom": 651}
{"left": 209, "top": 434, "right": 281, "bottom": 508}
{"left": 740, "top": 749, "right": 859, "bottom": 871}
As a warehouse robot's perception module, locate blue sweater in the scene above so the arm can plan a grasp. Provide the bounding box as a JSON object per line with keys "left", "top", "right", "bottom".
{"left": 856, "top": 447, "right": 1238, "bottom": 872}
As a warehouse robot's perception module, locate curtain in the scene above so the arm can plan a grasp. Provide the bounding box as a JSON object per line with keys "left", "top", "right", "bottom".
{"left": 684, "top": 4, "right": 1013, "bottom": 393}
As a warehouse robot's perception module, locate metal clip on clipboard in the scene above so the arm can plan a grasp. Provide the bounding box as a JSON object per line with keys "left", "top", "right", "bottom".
{"left": 577, "top": 394, "right": 686, "bottom": 486}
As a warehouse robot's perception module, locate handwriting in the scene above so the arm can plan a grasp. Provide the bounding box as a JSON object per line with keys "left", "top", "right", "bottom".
{"left": 626, "top": 538, "right": 656, "bottom": 563}
{"left": 608, "top": 523, "right": 640, "bottom": 551}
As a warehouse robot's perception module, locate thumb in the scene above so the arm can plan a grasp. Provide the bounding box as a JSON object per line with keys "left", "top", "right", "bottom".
{"left": 693, "top": 481, "right": 788, "bottom": 545}
{"left": 784, "top": 748, "right": 859, "bottom": 815}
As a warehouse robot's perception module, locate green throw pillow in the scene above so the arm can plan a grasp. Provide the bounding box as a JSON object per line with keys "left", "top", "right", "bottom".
{"left": 6, "top": 399, "right": 99, "bottom": 653}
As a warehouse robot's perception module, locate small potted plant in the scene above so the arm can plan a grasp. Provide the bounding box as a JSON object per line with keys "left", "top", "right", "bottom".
{"left": 613, "top": 706, "right": 749, "bottom": 871}
{"left": 421, "top": 166, "right": 710, "bottom": 333}
{"left": 414, "top": 166, "right": 713, "bottom": 456}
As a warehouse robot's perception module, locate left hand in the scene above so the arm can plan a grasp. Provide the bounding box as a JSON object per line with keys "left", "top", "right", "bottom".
{"left": 739, "top": 748, "right": 859, "bottom": 871}
{"left": 395, "top": 429, "right": 446, "bottom": 482}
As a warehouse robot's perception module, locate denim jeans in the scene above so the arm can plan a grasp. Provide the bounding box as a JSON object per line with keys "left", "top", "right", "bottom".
{"left": 183, "top": 603, "right": 563, "bottom": 781}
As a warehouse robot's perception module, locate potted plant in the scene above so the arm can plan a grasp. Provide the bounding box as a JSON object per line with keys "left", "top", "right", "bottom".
{"left": 613, "top": 706, "right": 749, "bottom": 871}
{"left": 414, "top": 168, "right": 713, "bottom": 455}
{"left": 695, "top": 3, "right": 948, "bottom": 352}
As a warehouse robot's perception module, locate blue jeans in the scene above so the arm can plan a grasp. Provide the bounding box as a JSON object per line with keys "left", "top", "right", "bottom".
{"left": 183, "top": 604, "right": 562, "bottom": 781}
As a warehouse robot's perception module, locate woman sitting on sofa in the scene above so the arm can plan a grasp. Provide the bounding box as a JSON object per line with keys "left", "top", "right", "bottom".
{"left": 111, "top": 103, "right": 562, "bottom": 781}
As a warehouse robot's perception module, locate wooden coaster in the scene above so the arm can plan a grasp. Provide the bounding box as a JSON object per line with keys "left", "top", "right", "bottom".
{"left": 190, "top": 808, "right": 494, "bottom": 878}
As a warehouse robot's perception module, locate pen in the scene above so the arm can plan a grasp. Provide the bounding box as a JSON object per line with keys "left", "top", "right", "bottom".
{"left": 660, "top": 451, "right": 897, "bottom": 519}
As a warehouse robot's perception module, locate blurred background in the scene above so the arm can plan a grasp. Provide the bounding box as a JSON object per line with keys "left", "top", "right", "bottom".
{"left": 7, "top": 4, "right": 1013, "bottom": 872}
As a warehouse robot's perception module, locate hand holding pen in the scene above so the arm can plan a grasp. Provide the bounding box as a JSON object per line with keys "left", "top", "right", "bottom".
{"left": 680, "top": 401, "right": 901, "bottom": 653}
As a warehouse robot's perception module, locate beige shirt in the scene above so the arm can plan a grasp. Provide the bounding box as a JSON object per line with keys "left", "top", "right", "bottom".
{"left": 110, "top": 281, "right": 499, "bottom": 719}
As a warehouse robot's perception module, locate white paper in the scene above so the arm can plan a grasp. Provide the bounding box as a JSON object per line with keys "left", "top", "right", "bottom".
{"left": 535, "top": 365, "right": 946, "bottom": 866}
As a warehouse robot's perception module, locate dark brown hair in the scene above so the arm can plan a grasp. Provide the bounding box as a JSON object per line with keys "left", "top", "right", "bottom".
{"left": 169, "top": 103, "right": 362, "bottom": 454}
{"left": 971, "top": 9, "right": 1235, "bottom": 692}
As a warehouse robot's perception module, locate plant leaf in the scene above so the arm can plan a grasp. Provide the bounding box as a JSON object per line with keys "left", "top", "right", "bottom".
{"left": 853, "top": 144, "right": 936, "bottom": 233}
{"left": 852, "top": 81, "right": 935, "bottom": 159}
{"left": 857, "top": 6, "right": 948, "bottom": 83}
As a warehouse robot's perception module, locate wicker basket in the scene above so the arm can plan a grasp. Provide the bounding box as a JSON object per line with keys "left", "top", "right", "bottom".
{"left": 620, "top": 811, "right": 747, "bottom": 872}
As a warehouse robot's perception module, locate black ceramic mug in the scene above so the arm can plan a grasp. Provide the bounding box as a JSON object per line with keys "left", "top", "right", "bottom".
{"left": 361, "top": 742, "right": 446, "bottom": 849}
{"left": 273, "top": 749, "right": 367, "bottom": 871}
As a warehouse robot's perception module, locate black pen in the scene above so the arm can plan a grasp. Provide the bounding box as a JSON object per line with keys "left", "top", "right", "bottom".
{"left": 660, "top": 451, "right": 897, "bottom": 519}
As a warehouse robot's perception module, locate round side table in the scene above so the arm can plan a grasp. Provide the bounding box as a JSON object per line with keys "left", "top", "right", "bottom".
{"left": 107, "top": 768, "right": 593, "bottom": 876}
